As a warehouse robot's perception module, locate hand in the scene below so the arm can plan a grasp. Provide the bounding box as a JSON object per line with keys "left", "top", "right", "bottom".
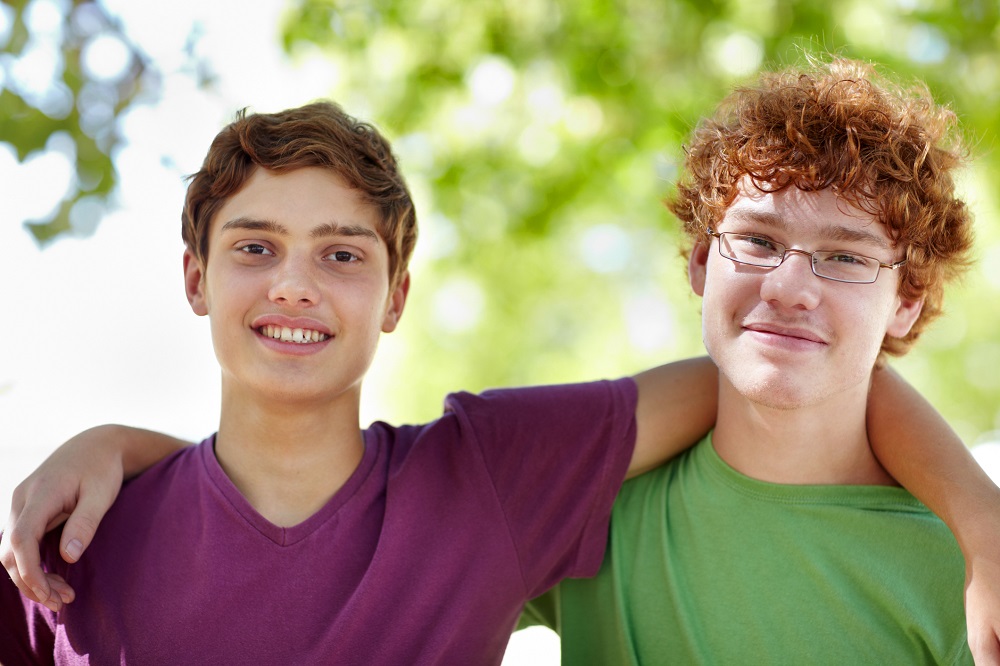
{"left": 966, "top": 550, "right": 1000, "bottom": 665}
{"left": 1, "top": 426, "right": 124, "bottom": 612}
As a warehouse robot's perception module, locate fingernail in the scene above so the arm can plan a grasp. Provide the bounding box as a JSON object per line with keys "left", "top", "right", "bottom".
{"left": 43, "top": 599, "right": 61, "bottom": 613}
{"left": 32, "top": 586, "right": 48, "bottom": 602}
{"left": 65, "top": 539, "right": 83, "bottom": 562}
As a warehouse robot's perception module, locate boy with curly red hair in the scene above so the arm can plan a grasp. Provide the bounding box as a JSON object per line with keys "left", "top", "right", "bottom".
{"left": 524, "top": 57, "right": 983, "bottom": 664}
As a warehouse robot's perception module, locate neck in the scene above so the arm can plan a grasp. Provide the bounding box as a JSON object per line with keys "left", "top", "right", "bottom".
{"left": 213, "top": 382, "right": 366, "bottom": 527}
{"left": 711, "top": 376, "right": 896, "bottom": 486}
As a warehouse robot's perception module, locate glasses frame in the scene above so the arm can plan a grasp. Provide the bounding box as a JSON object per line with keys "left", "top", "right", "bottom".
{"left": 705, "top": 228, "right": 907, "bottom": 285}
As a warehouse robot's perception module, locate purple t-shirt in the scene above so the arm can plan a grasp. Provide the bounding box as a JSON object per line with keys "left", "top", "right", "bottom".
{"left": 1, "top": 379, "right": 637, "bottom": 665}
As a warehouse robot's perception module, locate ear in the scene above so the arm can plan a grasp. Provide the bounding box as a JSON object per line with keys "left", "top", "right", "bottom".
{"left": 885, "top": 295, "right": 924, "bottom": 338}
{"left": 183, "top": 248, "right": 209, "bottom": 316}
{"left": 381, "top": 271, "right": 410, "bottom": 333}
{"left": 688, "top": 242, "right": 710, "bottom": 297}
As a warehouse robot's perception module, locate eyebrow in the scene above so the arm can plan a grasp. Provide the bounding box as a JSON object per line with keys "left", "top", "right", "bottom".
{"left": 725, "top": 210, "right": 891, "bottom": 250}
{"left": 309, "top": 222, "right": 380, "bottom": 243}
{"left": 220, "top": 217, "right": 381, "bottom": 244}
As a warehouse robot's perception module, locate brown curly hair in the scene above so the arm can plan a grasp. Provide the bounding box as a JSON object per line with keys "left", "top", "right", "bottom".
{"left": 668, "top": 57, "right": 974, "bottom": 357}
{"left": 182, "top": 101, "right": 417, "bottom": 290}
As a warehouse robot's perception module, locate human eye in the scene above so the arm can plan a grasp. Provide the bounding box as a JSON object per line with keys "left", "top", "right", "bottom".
{"left": 744, "top": 235, "right": 777, "bottom": 250}
{"left": 813, "top": 251, "right": 878, "bottom": 281}
{"left": 237, "top": 243, "right": 274, "bottom": 256}
{"left": 823, "top": 252, "right": 871, "bottom": 266}
{"left": 325, "top": 249, "right": 361, "bottom": 263}
{"left": 729, "top": 233, "right": 780, "bottom": 259}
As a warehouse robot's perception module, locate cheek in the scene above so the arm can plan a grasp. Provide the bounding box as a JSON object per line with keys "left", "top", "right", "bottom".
{"left": 835, "top": 296, "right": 896, "bottom": 359}
{"left": 203, "top": 267, "right": 261, "bottom": 322}
{"left": 698, "top": 284, "right": 737, "bottom": 356}
{"left": 338, "top": 280, "right": 392, "bottom": 325}
{"left": 702, "top": 267, "right": 757, "bottom": 317}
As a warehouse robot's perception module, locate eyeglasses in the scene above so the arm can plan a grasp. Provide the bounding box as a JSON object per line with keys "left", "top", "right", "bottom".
{"left": 706, "top": 229, "right": 906, "bottom": 284}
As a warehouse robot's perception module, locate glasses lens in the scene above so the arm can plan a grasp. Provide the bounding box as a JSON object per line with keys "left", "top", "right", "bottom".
{"left": 721, "top": 234, "right": 783, "bottom": 266}
{"left": 812, "top": 251, "right": 878, "bottom": 283}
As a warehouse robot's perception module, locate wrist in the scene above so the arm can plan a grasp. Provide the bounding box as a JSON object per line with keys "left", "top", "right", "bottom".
{"left": 77, "top": 424, "right": 130, "bottom": 476}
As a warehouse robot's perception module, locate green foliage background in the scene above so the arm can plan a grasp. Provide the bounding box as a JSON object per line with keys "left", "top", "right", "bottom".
{"left": 4, "top": 0, "right": 1000, "bottom": 443}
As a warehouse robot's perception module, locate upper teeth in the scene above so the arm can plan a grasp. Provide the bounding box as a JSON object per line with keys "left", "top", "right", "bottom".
{"left": 260, "top": 325, "right": 329, "bottom": 343}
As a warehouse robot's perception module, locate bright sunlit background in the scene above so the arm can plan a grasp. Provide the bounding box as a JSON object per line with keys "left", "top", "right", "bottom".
{"left": 2, "top": 1, "right": 1000, "bottom": 663}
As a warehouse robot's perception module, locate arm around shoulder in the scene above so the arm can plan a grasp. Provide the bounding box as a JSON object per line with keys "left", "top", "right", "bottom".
{"left": 867, "top": 366, "right": 1000, "bottom": 664}
{"left": 630, "top": 356, "right": 718, "bottom": 479}
{"left": 1, "top": 425, "right": 191, "bottom": 612}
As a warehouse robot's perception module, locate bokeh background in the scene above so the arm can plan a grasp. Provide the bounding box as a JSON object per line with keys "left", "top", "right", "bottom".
{"left": 2, "top": 0, "right": 999, "bottom": 662}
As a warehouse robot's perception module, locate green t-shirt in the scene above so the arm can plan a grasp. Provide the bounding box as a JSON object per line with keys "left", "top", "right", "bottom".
{"left": 523, "top": 434, "right": 971, "bottom": 665}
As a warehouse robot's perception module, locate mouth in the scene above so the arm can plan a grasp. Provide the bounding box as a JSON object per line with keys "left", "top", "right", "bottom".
{"left": 257, "top": 325, "right": 331, "bottom": 344}
{"left": 743, "top": 322, "right": 828, "bottom": 345}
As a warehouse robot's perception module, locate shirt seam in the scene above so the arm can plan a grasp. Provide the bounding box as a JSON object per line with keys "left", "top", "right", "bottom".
{"left": 466, "top": 421, "right": 533, "bottom": 599}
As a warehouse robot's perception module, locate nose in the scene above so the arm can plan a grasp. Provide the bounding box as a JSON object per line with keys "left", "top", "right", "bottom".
{"left": 268, "top": 257, "right": 321, "bottom": 307}
{"left": 758, "top": 249, "right": 821, "bottom": 311}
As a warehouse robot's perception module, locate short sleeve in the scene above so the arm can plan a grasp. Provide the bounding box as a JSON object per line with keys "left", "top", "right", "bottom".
{"left": 443, "top": 378, "right": 637, "bottom": 597}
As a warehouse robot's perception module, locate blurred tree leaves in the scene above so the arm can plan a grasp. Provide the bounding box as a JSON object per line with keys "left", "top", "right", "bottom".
{"left": 5, "top": 0, "right": 999, "bottom": 441}
{"left": 0, "top": 0, "right": 148, "bottom": 243}
{"left": 277, "top": 0, "right": 1000, "bottom": 438}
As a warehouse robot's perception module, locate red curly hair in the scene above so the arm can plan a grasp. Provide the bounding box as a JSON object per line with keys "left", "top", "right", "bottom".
{"left": 182, "top": 101, "right": 417, "bottom": 290}
{"left": 668, "top": 57, "right": 973, "bottom": 357}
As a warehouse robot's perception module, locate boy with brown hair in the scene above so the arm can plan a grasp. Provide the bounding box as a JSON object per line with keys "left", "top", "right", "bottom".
{"left": 523, "top": 57, "right": 995, "bottom": 664}
{"left": 0, "top": 99, "right": 712, "bottom": 664}
{"left": 2, "top": 94, "right": 999, "bottom": 664}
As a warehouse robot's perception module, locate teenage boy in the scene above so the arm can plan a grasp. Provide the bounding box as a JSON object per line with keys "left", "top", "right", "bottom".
{"left": 522, "top": 58, "right": 993, "bottom": 664}
{"left": 2, "top": 98, "right": 999, "bottom": 664}
{"left": 0, "top": 100, "right": 714, "bottom": 665}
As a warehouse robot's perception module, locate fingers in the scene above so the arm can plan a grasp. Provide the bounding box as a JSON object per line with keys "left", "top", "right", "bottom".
{"left": 58, "top": 484, "right": 116, "bottom": 565}
{"left": 2, "top": 502, "right": 66, "bottom": 612}
{"left": 46, "top": 573, "right": 75, "bottom": 605}
{"left": 1, "top": 477, "right": 79, "bottom": 611}
{"left": 2, "top": 490, "right": 43, "bottom": 603}
{"left": 3, "top": 424, "right": 134, "bottom": 614}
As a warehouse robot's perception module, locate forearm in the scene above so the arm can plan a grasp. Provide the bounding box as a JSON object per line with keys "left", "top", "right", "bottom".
{"left": 868, "top": 366, "right": 1000, "bottom": 552}
{"left": 96, "top": 425, "right": 191, "bottom": 479}
{"left": 630, "top": 356, "right": 719, "bottom": 479}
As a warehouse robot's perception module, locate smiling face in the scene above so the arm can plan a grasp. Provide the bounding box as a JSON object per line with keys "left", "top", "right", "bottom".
{"left": 689, "top": 183, "right": 923, "bottom": 411}
{"left": 184, "top": 166, "right": 408, "bottom": 407}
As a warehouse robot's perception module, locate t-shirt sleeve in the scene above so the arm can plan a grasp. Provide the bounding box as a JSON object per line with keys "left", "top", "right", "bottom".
{"left": 444, "top": 377, "right": 637, "bottom": 597}
{"left": 0, "top": 534, "right": 57, "bottom": 665}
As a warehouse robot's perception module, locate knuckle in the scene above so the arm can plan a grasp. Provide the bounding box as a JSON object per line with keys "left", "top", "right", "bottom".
{"left": 71, "top": 514, "right": 100, "bottom": 537}
{"left": 5, "top": 569, "right": 24, "bottom": 590}
{"left": 10, "top": 480, "right": 29, "bottom": 503}
{"left": 6, "top": 527, "right": 29, "bottom": 549}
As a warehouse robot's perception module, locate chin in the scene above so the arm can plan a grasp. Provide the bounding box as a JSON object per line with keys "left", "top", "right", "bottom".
{"left": 745, "top": 386, "right": 815, "bottom": 411}
{"left": 726, "top": 369, "right": 819, "bottom": 411}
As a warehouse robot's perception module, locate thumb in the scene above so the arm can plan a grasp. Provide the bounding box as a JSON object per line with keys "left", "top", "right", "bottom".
{"left": 59, "top": 484, "right": 118, "bottom": 564}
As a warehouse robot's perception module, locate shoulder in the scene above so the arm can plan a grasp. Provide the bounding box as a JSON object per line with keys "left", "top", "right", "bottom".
{"left": 367, "top": 378, "right": 639, "bottom": 479}
{"left": 443, "top": 378, "right": 637, "bottom": 425}
{"left": 121, "top": 437, "right": 212, "bottom": 490}
{"left": 103, "top": 438, "right": 216, "bottom": 532}
{"left": 370, "top": 378, "right": 637, "bottom": 455}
